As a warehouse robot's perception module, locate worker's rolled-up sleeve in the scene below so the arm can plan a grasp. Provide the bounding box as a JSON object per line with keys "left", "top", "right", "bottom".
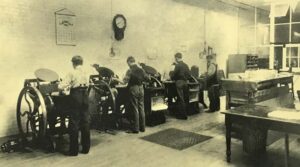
{"left": 58, "top": 73, "right": 72, "bottom": 90}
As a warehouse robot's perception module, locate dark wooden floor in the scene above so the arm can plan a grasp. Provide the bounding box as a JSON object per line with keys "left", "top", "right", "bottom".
{"left": 0, "top": 109, "right": 300, "bottom": 167}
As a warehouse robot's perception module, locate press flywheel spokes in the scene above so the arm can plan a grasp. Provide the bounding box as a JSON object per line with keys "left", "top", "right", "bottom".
{"left": 16, "top": 86, "right": 47, "bottom": 143}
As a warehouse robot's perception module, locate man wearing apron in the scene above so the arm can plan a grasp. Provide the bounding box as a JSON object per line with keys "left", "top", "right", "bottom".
{"left": 206, "top": 54, "right": 220, "bottom": 112}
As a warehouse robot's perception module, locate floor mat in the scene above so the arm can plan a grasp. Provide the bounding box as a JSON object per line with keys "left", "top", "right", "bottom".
{"left": 141, "top": 128, "right": 212, "bottom": 150}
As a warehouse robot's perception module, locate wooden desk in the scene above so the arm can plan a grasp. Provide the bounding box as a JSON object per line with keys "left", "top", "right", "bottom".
{"left": 222, "top": 75, "right": 294, "bottom": 109}
{"left": 221, "top": 105, "right": 300, "bottom": 167}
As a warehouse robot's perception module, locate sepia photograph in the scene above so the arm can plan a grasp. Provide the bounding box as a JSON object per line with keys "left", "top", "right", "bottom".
{"left": 0, "top": 0, "right": 300, "bottom": 166}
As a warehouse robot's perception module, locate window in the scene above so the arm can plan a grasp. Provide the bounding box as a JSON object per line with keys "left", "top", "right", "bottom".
{"left": 237, "top": 2, "right": 300, "bottom": 70}
{"left": 286, "top": 47, "right": 300, "bottom": 68}
{"left": 238, "top": 5, "right": 270, "bottom": 61}
{"left": 272, "top": 2, "right": 300, "bottom": 69}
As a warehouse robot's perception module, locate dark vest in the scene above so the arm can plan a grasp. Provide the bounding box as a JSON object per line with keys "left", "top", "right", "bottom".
{"left": 207, "top": 63, "right": 218, "bottom": 87}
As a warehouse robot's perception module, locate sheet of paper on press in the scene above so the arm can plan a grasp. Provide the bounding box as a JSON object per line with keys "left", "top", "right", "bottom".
{"left": 268, "top": 110, "right": 300, "bottom": 120}
{"left": 152, "top": 103, "right": 168, "bottom": 111}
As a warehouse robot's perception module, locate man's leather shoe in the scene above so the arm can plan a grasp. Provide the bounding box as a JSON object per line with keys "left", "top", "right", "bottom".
{"left": 176, "top": 115, "right": 188, "bottom": 120}
{"left": 205, "top": 109, "right": 215, "bottom": 113}
{"left": 140, "top": 129, "right": 145, "bottom": 132}
{"left": 81, "top": 148, "right": 89, "bottom": 154}
{"left": 66, "top": 151, "right": 78, "bottom": 156}
{"left": 126, "top": 130, "right": 139, "bottom": 134}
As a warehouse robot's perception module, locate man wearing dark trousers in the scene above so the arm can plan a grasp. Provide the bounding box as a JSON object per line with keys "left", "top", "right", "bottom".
{"left": 123, "top": 56, "right": 150, "bottom": 133}
{"left": 190, "top": 65, "right": 208, "bottom": 109}
{"left": 171, "top": 52, "right": 191, "bottom": 120}
{"left": 206, "top": 54, "right": 220, "bottom": 112}
{"left": 59, "top": 55, "right": 90, "bottom": 156}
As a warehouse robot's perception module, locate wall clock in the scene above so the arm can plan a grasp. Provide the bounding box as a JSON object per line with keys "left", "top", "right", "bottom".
{"left": 112, "top": 14, "right": 127, "bottom": 41}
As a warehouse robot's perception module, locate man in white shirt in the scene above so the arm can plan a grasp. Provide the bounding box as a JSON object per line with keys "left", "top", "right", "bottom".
{"left": 59, "top": 55, "right": 90, "bottom": 156}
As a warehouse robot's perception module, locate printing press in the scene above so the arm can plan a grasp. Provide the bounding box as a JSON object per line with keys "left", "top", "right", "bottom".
{"left": 164, "top": 76, "right": 200, "bottom": 115}
{"left": 89, "top": 65, "right": 120, "bottom": 131}
{"left": 91, "top": 64, "right": 167, "bottom": 129}
{"left": 140, "top": 63, "right": 168, "bottom": 126}
{"left": 16, "top": 68, "right": 71, "bottom": 151}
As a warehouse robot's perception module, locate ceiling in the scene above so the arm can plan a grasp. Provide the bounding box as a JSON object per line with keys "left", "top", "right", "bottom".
{"left": 215, "top": 0, "right": 299, "bottom": 12}
{"left": 232, "top": 0, "right": 298, "bottom": 8}
{"left": 173, "top": 0, "right": 298, "bottom": 12}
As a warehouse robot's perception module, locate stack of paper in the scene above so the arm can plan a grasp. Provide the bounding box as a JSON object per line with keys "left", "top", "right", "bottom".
{"left": 268, "top": 110, "right": 300, "bottom": 120}
{"left": 152, "top": 103, "right": 168, "bottom": 111}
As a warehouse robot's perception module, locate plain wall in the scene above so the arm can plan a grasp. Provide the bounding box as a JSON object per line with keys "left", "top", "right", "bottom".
{"left": 0, "top": 0, "right": 241, "bottom": 137}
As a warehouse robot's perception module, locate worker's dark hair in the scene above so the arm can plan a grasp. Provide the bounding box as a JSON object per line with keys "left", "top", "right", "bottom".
{"left": 174, "top": 52, "right": 182, "bottom": 59}
{"left": 127, "top": 56, "right": 135, "bottom": 63}
{"left": 71, "top": 55, "right": 83, "bottom": 66}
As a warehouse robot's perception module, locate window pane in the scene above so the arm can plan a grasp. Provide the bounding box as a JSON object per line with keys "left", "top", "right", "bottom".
{"left": 291, "top": 24, "right": 300, "bottom": 43}
{"left": 256, "top": 25, "right": 270, "bottom": 45}
{"left": 291, "top": 58, "right": 298, "bottom": 67}
{"left": 287, "top": 47, "right": 298, "bottom": 58}
{"left": 292, "top": 2, "right": 300, "bottom": 22}
{"left": 274, "top": 47, "right": 283, "bottom": 68}
{"left": 275, "top": 24, "right": 289, "bottom": 43}
{"left": 286, "top": 47, "right": 298, "bottom": 67}
{"left": 275, "top": 7, "right": 290, "bottom": 24}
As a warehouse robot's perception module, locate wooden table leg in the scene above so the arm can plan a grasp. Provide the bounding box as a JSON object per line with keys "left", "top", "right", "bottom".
{"left": 285, "top": 133, "right": 289, "bottom": 167}
{"left": 225, "top": 91, "right": 230, "bottom": 110}
{"left": 225, "top": 115, "right": 232, "bottom": 162}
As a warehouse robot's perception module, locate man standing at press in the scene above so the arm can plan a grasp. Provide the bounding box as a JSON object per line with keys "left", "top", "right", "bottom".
{"left": 170, "top": 52, "right": 191, "bottom": 120}
{"left": 59, "top": 55, "right": 90, "bottom": 156}
{"left": 123, "top": 56, "right": 150, "bottom": 133}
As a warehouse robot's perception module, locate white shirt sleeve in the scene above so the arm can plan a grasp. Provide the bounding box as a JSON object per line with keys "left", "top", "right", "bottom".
{"left": 58, "top": 72, "right": 73, "bottom": 90}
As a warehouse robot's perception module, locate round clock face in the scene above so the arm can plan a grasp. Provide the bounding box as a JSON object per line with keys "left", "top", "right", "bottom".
{"left": 113, "top": 14, "right": 126, "bottom": 41}
{"left": 115, "top": 17, "right": 125, "bottom": 29}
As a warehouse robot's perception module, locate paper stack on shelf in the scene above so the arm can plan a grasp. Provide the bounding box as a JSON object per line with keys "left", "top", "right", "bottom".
{"left": 227, "top": 73, "right": 245, "bottom": 80}
{"left": 227, "top": 70, "right": 279, "bottom": 81}
{"left": 246, "top": 69, "right": 278, "bottom": 81}
{"left": 152, "top": 103, "right": 168, "bottom": 111}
